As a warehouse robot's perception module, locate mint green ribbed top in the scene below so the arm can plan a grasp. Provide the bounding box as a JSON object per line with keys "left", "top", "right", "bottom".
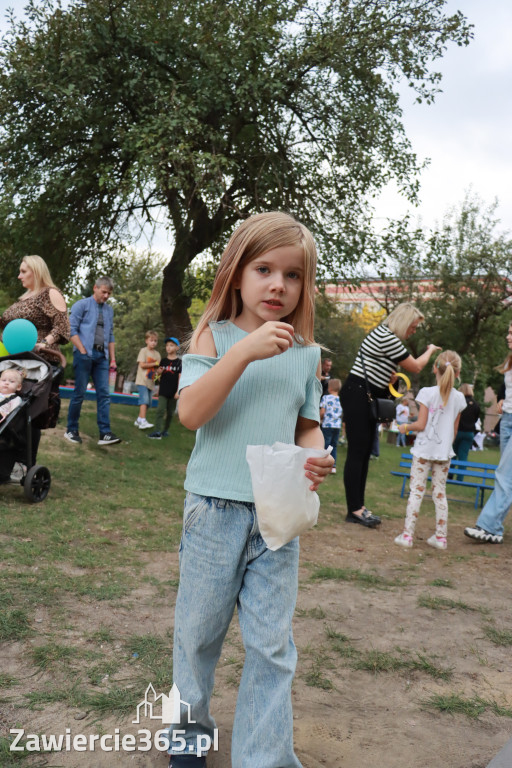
{"left": 180, "top": 321, "right": 322, "bottom": 502}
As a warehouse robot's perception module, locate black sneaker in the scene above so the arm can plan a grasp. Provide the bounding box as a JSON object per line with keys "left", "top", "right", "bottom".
{"left": 98, "top": 432, "right": 121, "bottom": 445}
{"left": 147, "top": 431, "right": 162, "bottom": 439}
{"left": 64, "top": 431, "right": 82, "bottom": 444}
{"left": 168, "top": 755, "right": 206, "bottom": 767}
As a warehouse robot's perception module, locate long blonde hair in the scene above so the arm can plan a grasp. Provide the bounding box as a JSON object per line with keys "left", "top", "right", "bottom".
{"left": 20, "top": 255, "right": 57, "bottom": 296}
{"left": 383, "top": 302, "right": 424, "bottom": 340}
{"left": 496, "top": 324, "right": 512, "bottom": 373}
{"left": 190, "top": 212, "right": 318, "bottom": 347}
{"left": 435, "top": 350, "right": 461, "bottom": 406}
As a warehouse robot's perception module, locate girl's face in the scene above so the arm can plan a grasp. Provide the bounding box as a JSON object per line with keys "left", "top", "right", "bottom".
{"left": 18, "top": 261, "right": 35, "bottom": 291}
{"left": 507, "top": 325, "right": 512, "bottom": 349}
{"left": 234, "top": 245, "right": 304, "bottom": 332}
{"left": 0, "top": 370, "right": 22, "bottom": 395}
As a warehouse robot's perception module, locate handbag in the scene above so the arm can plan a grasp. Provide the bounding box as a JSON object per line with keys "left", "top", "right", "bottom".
{"left": 359, "top": 352, "right": 396, "bottom": 423}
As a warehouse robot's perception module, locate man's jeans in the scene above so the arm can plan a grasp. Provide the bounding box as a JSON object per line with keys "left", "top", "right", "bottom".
{"left": 67, "top": 348, "right": 111, "bottom": 435}
{"left": 170, "top": 493, "right": 302, "bottom": 768}
{"left": 476, "top": 434, "right": 512, "bottom": 536}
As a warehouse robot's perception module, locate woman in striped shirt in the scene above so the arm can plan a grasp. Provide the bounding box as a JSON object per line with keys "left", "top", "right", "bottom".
{"left": 340, "top": 302, "right": 440, "bottom": 528}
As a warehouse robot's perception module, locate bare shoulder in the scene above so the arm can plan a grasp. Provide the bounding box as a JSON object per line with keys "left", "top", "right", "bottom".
{"left": 190, "top": 326, "right": 217, "bottom": 357}
{"left": 48, "top": 288, "right": 67, "bottom": 312}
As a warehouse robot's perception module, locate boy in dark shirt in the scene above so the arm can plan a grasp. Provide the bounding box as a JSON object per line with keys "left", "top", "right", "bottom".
{"left": 147, "top": 337, "right": 182, "bottom": 440}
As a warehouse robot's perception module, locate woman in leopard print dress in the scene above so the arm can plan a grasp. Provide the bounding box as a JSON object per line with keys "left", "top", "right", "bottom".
{"left": 1, "top": 255, "right": 70, "bottom": 460}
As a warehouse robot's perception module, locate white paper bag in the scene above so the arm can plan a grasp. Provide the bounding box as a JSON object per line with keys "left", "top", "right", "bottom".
{"left": 246, "top": 442, "right": 331, "bottom": 551}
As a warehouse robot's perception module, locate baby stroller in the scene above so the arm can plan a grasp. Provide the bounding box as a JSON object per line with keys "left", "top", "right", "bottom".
{"left": 0, "top": 351, "right": 62, "bottom": 502}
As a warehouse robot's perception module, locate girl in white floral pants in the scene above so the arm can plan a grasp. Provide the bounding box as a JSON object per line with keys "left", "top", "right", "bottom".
{"left": 394, "top": 350, "right": 466, "bottom": 550}
{"left": 403, "top": 456, "right": 450, "bottom": 541}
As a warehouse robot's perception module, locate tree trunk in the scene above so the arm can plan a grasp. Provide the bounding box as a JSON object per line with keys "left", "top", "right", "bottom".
{"left": 161, "top": 248, "right": 193, "bottom": 339}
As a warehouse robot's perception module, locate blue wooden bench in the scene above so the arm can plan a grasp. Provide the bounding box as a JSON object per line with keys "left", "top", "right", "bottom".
{"left": 391, "top": 453, "right": 497, "bottom": 509}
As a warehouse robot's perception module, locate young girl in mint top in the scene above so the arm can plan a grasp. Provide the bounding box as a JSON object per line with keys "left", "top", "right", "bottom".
{"left": 394, "top": 350, "right": 466, "bottom": 551}
{"left": 169, "top": 212, "right": 333, "bottom": 768}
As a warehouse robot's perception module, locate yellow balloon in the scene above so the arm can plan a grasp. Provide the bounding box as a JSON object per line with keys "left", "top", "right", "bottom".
{"left": 0, "top": 341, "right": 8, "bottom": 357}
{"left": 389, "top": 372, "right": 411, "bottom": 399}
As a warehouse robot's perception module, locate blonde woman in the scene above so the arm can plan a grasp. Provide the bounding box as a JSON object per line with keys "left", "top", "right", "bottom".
{"left": 340, "top": 302, "right": 440, "bottom": 528}
{"left": 1, "top": 255, "right": 70, "bottom": 361}
{"left": 1, "top": 256, "right": 70, "bottom": 461}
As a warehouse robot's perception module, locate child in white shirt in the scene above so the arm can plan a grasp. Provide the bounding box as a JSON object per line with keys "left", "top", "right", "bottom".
{"left": 394, "top": 350, "right": 466, "bottom": 550}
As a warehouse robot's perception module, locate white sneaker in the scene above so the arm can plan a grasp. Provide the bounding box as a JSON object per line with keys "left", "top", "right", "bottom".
{"left": 137, "top": 418, "right": 153, "bottom": 429}
{"left": 427, "top": 534, "right": 447, "bottom": 550}
{"left": 394, "top": 532, "right": 413, "bottom": 548}
{"left": 464, "top": 526, "right": 503, "bottom": 544}
{"left": 134, "top": 418, "right": 141, "bottom": 426}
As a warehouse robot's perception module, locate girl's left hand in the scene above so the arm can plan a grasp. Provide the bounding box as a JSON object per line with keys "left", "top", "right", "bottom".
{"left": 304, "top": 453, "right": 335, "bottom": 491}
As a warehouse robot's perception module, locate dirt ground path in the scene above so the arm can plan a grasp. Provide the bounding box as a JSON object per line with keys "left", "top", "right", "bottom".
{"left": 2, "top": 515, "right": 512, "bottom": 768}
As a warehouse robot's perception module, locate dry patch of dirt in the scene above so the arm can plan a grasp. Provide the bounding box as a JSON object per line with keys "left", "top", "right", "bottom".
{"left": 2, "top": 518, "right": 512, "bottom": 768}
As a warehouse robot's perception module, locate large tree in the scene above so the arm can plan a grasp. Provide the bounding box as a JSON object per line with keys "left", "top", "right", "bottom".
{"left": 0, "top": 0, "right": 471, "bottom": 333}
{"left": 355, "top": 195, "right": 512, "bottom": 388}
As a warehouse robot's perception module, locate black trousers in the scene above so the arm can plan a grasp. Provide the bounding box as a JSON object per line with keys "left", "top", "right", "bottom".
{"left": 340, "top": 375, "right": 381, "bottom": 513}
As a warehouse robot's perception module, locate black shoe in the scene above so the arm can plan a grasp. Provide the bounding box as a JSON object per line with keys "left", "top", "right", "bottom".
{"left": 98, "top": 432, "right": 121, "bottom": 445}
{"left": 64, "top": 431, "right": 82, "bottom": 444}
{"left": 363, "top": 507, "right": 381, "bottom": 523}
{"left": 169, "top": 756, "right": 206, "bottom": 767}
{"left": 346, "top": 509, "right": 380, "bottom": 528}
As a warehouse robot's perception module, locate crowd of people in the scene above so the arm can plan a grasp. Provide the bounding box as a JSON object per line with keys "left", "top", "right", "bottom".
{"left": 1, "top": 216, "right": 511, "bottom": 768}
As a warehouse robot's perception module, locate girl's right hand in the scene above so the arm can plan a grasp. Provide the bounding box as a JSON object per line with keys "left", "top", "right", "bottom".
{"left": 497, "top": 399, "right": 504, "bottom": 415}
{"left": 239, "top": 321, "right": 295, "bottom": 362}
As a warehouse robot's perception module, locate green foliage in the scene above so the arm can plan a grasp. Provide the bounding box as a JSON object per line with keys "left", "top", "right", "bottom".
{"left": 110, "top": 250, "right": 166, "bottom": 379}
{"left": 0, "top": 0, "right": 472, "bottom": 330}
{"left": 314, "top": 291, "right": 366, "bottom": 380}
{"left": 368, "top": 195, "right": 512, "bottom": 392}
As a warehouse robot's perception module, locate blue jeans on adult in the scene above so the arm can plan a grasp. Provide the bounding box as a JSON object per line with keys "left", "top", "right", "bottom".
{"left": 67, "top": 348, "right": 111, "bottom": 435}
{"left": 500, "top": 411, "right": 512, "bottom": 453}
{"left": 170, "top": 493, "right": 302, "bottom": 768}
{"left": 475, "top": 433, "right": 512, "bottom": 536}
{"left": 322, "top": 426, "right": 340, "bottom": 466}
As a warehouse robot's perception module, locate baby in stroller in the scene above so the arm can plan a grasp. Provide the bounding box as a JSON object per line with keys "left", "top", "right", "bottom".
{"left": 0, "top": 365, "right": 25, "bottom": 482}
{"left": 0, "top": 367, "right": 24, "bottom": 424}
{"left": 0, "top": 354, "right": 55, "bottom": 501}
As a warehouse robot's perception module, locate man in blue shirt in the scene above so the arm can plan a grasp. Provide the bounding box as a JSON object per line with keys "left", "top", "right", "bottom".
{"left": 64, "top": 277, "right": 121, "bottom": 445}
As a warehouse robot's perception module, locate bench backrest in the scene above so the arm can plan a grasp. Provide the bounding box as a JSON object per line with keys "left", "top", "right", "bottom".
{"left": 398, "top": 454, "right": 497, "bottom": 481}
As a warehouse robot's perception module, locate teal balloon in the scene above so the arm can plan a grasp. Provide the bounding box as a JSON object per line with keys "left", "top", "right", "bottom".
{"left": 2, "top": 319, "right": 38, "bottom": 354}
{"left": 0, "top": 342, "right": 8, "bottom": 357}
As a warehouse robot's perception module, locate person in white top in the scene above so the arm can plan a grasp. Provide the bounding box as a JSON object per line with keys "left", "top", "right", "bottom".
{"left": 395, "top": 399, "right": 410, "bottom": 447}
{"left": 394, "top": 350, "right": 466, "bottom": 550}
{"left": 495, "top": 322, "right": 512, "bottom": 453}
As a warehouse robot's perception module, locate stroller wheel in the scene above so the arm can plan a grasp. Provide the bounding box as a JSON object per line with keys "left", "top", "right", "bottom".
{"left": 23, "top": 465, "right": 51, "bottom": 503}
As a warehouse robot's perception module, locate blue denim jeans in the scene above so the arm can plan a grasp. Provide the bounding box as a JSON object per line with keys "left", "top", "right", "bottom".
{"left": 500, "top": 411, "right": 512, "bottom": 453}
{"left": 321, "top": 426, "right": 340, "bottom": 466}
{"left": 171, "top": 493, "right": 302, "bottom": 768}
{"left": 67, "top": 348, "right": 111, "bottom": 435}
{"left": 476, "top": 432, "right": 512, "bottom": 536}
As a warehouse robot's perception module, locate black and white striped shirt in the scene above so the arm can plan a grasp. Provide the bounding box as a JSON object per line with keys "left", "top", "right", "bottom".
{"left": 350, "top": 325, "right": 409, "bottom": 390}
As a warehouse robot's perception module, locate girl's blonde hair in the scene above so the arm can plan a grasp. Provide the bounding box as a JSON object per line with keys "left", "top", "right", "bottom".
{"left": 435, "top": 350, "right": 461, "bottom": 406}
{"left": 459, "top": 383, "right": 474, "bottom": 397}
{"left": 20, "top": 255, "right": 57, "bottom": 296}
{"left": 2, "top": 367, "right": 25, "bottom": 387}
{"left": 190, "top": 212, "right": 318, "bottom": 347}
{"left": 383, "top": 302, "right": 424, "bottom": 340}
{"left": 496, "top": 323, "right": 512, "bottom": 374}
